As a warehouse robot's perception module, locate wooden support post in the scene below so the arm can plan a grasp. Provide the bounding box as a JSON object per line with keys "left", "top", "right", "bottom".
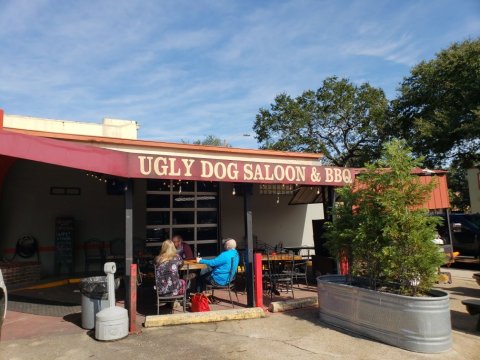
{"left": 254, "top": 253, "right": 263, "bottom": 308}
{"left": 124, "top": 179, "right": 133, "bottom": 311}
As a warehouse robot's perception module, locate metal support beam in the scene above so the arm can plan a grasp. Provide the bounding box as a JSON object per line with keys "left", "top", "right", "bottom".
{"left": 446, "top": 208, "right": 453, "bottom": 246}
{"left": 124, "top": 179, "right": 133, "bottom": 311}
{"left": 243, "top": 184, "right": 254, "bottom": 307}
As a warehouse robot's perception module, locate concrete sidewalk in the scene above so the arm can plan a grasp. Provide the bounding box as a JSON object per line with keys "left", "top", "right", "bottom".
{"left": 1, "top": 269, "right": 479, "bottom": 360}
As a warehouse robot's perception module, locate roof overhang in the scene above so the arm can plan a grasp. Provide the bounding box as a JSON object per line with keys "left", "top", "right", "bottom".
{"left": 0, "top": 129, "right": 358, "bottom": 187}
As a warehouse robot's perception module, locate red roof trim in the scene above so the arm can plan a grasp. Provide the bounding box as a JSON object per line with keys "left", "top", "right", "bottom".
{"left": 5, "top": 128, "right": 322, "bottom": 160}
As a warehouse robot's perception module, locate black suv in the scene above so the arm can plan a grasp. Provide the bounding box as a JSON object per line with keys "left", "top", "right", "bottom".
{"left": 436, "top": 214, "right": 480, "bottom": 257}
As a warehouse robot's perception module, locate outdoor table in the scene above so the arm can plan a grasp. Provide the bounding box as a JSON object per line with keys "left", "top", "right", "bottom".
{"left": 261, "top": 254, "right": 302, "bottom": 261}
{"left": 182, "top": 260, "right": 206, "bottom": 271}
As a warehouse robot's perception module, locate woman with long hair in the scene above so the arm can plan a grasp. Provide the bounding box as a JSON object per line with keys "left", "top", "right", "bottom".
{"left": 154, "top": 240, "right": 185, "bottom": 296}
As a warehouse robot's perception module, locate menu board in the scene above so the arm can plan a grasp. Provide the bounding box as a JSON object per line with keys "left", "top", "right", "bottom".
{"left": 54, "top": 217, "right": 74, "bottom": 274}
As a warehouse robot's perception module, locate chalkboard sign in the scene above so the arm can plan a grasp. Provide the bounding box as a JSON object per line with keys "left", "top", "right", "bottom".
{"left": 54, "top": 217, "right": 74, "bottom": 274}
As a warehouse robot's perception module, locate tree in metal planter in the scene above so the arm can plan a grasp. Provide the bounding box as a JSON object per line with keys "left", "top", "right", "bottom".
{"left": 325, "top": 140, "right": 445, "bottom": 295}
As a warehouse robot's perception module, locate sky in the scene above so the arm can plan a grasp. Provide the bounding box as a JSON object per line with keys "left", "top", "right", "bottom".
{"left": 0, "top": 0, "right": 479, "bottom": 148}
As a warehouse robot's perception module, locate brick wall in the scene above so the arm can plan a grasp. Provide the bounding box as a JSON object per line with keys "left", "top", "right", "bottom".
{"left": 0, "top": 262, "right": 41, "bottom": 288}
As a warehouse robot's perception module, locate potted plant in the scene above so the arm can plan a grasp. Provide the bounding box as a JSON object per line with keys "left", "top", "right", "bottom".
{"left": 318, "top": 140, "right": 451, "bottom": 353}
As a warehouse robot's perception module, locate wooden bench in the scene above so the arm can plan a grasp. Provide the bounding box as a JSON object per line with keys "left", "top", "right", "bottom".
{"left": 461, "top": 299, "right": 480, "bottom": 331}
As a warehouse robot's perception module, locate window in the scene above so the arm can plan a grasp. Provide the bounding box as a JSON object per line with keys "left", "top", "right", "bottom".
{"left": 146, "top": 180, "right": 219, "bottom": 256}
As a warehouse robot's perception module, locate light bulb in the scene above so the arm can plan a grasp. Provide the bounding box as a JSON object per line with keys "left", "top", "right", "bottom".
{"left": 179, "top": 185, "right": 182, "bottom": 194}
{"left": 276, "top": 196, "right": 280, "bottom": 204}
{"left": 317, "top": 188, "right": 320, "bottom": 195}
{"left": 232, "top": 186, "right": 236, "bottom": 195}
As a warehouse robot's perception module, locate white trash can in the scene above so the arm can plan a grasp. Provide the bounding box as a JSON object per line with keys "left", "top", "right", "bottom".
{"left": 79, "top": 276, "right": 118, "bottom": 330}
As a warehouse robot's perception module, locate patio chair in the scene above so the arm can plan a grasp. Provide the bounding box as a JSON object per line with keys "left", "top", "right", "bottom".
{"left": 206, "top": 257, "right": 239, "bottom": 308}
{"left": 155, "top": 264, "right": 190, "bottom": 314}
{"left": 439, "top": 245, "right": 460, "bottom": 284}
{"left": 84, "top": 238, "right": 105, "bottom": 273}
{"left": 290, "top": 259, "right": 309, "bottom": 287}
{"left": 265, "top": 253, "right": 295, "bottom": 299}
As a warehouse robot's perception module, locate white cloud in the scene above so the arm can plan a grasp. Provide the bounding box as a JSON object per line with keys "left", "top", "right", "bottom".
{"left": 0, "top": 0, "right": 479, "bottom": 149}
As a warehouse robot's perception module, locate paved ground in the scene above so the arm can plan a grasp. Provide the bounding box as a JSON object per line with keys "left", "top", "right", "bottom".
{"left": 1, "top": 269, "right": 479, "bottom": 360}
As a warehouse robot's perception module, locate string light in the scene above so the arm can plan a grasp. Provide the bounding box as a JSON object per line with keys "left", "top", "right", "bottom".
{"left": 317, "top": 187, "right": 320, "bottom": 195}
{"left": 276, "top": 195, "right": 280, "bottom": 204}
{"left": 232, "top": 185, "right": 236, "bottom": 195}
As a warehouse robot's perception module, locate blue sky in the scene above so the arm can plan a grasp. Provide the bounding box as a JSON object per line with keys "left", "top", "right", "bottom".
{"left": 0, "top": 0, "right": 479, "bottom": 148}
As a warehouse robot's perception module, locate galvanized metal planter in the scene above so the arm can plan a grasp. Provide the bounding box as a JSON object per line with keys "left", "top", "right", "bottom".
{"left": 317, "top": 275, "right": 452, "bottom": 353}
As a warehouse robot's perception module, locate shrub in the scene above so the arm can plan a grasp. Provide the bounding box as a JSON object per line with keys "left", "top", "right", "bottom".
{"left": 325, "top": 140, "right": 445, "bottom": 295}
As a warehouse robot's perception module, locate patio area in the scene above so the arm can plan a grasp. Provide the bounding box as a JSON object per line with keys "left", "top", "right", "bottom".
{"left": 1, "top": 273, "right": 317, "bottom": 341}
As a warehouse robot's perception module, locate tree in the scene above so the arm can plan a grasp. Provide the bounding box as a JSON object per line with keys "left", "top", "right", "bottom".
{"left": 392, "top": 38, "right": 480, "bottom": 168}
{"left": 253, "top": 76, "right": 390, "bottom": 167}
{"left": 325, "top": 140, "right": 445, "bottom": 296}
{"left": 182, "top": 135, "right": 231, "bottom": 147}
{"left": 447, "top": 165, "right": 471, "bottom": 212}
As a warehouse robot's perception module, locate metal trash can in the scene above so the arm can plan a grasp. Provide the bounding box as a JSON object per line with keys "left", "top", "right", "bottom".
{"left": 79, "top": 276, "right": 119, "bottom": 330}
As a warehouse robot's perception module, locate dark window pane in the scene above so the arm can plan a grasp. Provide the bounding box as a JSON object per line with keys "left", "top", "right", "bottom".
{"left": 173, "top": 195, "right": 195, "bottom": 208}
{"left": 172, "top": 181, "right": 194, "bottom": 192}
{"left": 147, "top": 195, "right": 170, "bottom": 208}
{"left": 172, "top": 211, "right": 194, "bottom": 225}
{"left": 197, "top": 195, "right": 218, "bottom": 208}
{"left": 146, "top": 227, "right": 170, "bottom": 242}
{"left": 197, "top": 182, "right": 219, "bottom": 192}
{"left": 197, "top": 227, "right": 218, "bottom": 241}
{"left": 173, "top": 228, "right": 194, "bottom": 242}
{"left": 147, "top": 211, "right": 170, "bottom": 225}
{"left": 147, "top": 180, "right": 170, "bottom": 191}
{"left": 197, "top": 243, "right": 219, "bottom": 257}
{"left": 197, "top": 211, "right": 217, "bottom": 224}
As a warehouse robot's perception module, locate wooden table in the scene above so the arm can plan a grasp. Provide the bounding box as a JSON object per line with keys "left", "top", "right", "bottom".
{"left": 262, "top": 254, "right": 302, "bottom": 261}
{"left": 182, "top": 260, "right": 206, "bottom": 271}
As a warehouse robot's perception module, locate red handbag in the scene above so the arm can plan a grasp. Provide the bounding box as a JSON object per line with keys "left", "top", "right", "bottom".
{"left": 191, "top": 293, "right": 210, "bottom": 312}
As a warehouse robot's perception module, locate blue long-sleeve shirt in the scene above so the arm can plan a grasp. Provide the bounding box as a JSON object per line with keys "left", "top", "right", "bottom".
{"left": 199, "top": 249, "right": 239, "bottom": 285}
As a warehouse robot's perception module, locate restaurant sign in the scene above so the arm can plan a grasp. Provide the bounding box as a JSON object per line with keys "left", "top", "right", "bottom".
{"left": 130, "top": 155, "right": 354, "bottom": 186}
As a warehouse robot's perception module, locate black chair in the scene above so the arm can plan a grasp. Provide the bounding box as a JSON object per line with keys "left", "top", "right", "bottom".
{"left": 155, "top": 264, "right": 190, "bottom": 314}
{"left": 265, "top": 253, "right": 295, "bottom": 299}
{"left": 206, "top": 257, "right": 239, "bottom": 308}
{"left": 84, "top": 238, "right": 105, "bottom": 273}
{"left": 289, "top": 252, "right": 309, "bottom": 287}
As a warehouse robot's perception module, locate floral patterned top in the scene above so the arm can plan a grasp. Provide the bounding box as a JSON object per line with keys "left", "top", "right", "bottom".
{"left": 155, "top": 255, "right": 184, "bottom": 296}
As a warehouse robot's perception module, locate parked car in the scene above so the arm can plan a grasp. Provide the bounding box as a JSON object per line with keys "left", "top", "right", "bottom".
{"left": 435, "top": 214, "right": 480, "bottom": 257}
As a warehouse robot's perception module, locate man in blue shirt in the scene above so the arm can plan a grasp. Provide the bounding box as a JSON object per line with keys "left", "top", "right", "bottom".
{"left": 196, "top": 238, "right": 239, "bottom": 292}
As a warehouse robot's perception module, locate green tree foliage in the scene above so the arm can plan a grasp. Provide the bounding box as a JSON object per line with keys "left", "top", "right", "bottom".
{"left": 447, "top": 165, "right": 470, "bottom": 212}
{"left": 325, "top": 140, "right": 445, "bottom": 296}
{"left": 253, "top": 76, "right": 389, "bottom": 167}
{"left": 183, "top": 135, "right": 231, "bottom": 147}
{"left": 392, "top": 39, "right": 480, "bottom": 168}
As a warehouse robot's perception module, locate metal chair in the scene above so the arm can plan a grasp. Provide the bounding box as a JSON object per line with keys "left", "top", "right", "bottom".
{"left": 207, "top": 257, "right": 239, "bottom": 308}
{"left": 439, "top": 244, "right": 459, "bottom": 284}
{"left": 155, "top": 264, "right": 190, "bottom": 314}
{"left": 290, "top": 259, "right": 309, "bottom": 287}
{"left": 84, "top": 238, "right": 105, "bottom": 273}
{"left": 265, "top": 253, "right": 295, "bottom": 299}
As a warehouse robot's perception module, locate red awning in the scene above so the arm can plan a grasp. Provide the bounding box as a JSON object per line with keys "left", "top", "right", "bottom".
{"left": 0, "top": 129, "right": 129, "bottom": 177}
{"left": 0, "top": 129, "right": 359, "bottom": 186}
{"left": 0, "top": 128, "right": 451, "bottom": 208}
